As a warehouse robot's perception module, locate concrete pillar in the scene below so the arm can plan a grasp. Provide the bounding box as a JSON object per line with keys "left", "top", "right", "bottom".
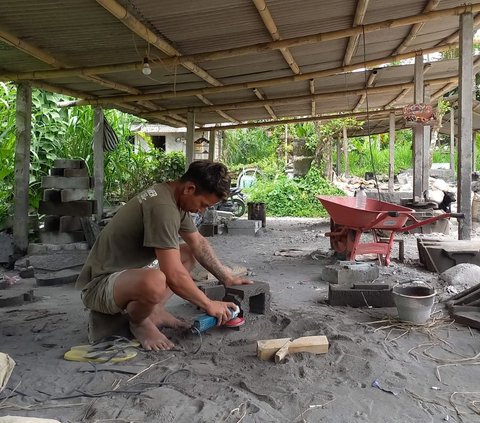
{"left": 342, "top": 126, "right": 349, "bottom": 177}
{"left": 422, "top": 85, "right": 431, "bottom": 193}
{"left": 413, "top": 54, "right": 424, "bottom": 201}
{"left": 186, "top": 110, "right": 195, "bottom": 170}
{"left": 93, "top": 108, "right": 104, "bottom": 222}
{"left": 450, "top": 109, "right": 455, "bottom": 170}
{"left": 208, "top": 129, "right": 216, "bottom": 161}
{"left": 13, "top": 82, "right": 32, "bottom": 253}
{"left": 458, "top": 12, "right": 473, "bottom": 240}
{"left": 388, "top": 112, "right": 395, "bottom": 192}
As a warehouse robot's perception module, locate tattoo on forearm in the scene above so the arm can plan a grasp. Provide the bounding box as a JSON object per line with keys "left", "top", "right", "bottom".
{"left": 194, "top": 238, "right": 229, "bottom": 281}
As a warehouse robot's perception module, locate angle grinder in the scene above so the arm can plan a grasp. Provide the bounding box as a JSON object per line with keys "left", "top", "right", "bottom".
{"left": 192, "top": 305, "right": 245, "bottom": 333}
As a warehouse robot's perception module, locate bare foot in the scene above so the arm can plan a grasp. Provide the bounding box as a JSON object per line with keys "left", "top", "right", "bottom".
{"left": 129, "top": 318, "right": 175, "bottom": 351}
{"left": 150, "top": 305, "right": 190, "bottom": 329}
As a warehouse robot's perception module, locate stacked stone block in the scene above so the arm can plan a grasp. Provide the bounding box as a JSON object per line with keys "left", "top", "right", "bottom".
{"left": 37, "top": 159, "right": 96, "bottom": 249}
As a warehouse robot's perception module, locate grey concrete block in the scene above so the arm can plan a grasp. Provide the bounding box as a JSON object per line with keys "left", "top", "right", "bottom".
{"left": 321, "top": 261, "right": 380, "bottom": 285}
{"left": 53, "top": 159, "right": 86, "bottom": 169}
{"left": 224, "top": 281, "right": 271, "bottom": 317}
{"left": 43, "top": 189, "right": 61, "bottom": 202}
{"left": 227, "top": 228, "right": 260, "bottom": 236}
{"left": 0, "top": 282, "right": 35, "bottom": 307}
{"left": 39, "top": 230, "right": 85, "bottom": 244}
{"left": 16, "top": 251, "right": 89, "bottom": 271}
{"left": 36, "top": 269, "right": 80, "bottom": 286}
{"left": 19, "top": 266, "right": 35, "bottom": 278}
{"left": 227, "top": 219, "right": 262, "bottom": 230}
{"left": 41, "top": 176, "right": 90, "bottom": 189}
{"left": 61, "top": 189, "right": 89, "bottom": 202}
{"left": 50, "top": 167, "right": 89, "bottom": 177}
{"left": 59, "top": 216, "right": 82, "bottom": 232}
{"left": 43, "top": 215, "right": 60, "bottom": 231}
{"left": 198, "top": 282, "right": 226, "bottom": 301}
{"left": 39, "top": 200, "right": 95, "bottom": 216}
{"left": 328, "top": 284, "right": 394, "bottom": 307}
{"left": 0, "top": 233, "right": 14, "bottom": 263}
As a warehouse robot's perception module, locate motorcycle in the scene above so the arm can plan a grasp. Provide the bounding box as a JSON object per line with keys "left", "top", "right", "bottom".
{"left": 191, "top": 186, "right": 247, "bottom": 228}
{"left": 215, "top": 186, "right": 247, "bottom": 217}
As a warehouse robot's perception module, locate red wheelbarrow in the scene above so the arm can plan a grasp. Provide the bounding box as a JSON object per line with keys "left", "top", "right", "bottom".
{"left": 316, "top": 195, "right": 463, "bottom": 265}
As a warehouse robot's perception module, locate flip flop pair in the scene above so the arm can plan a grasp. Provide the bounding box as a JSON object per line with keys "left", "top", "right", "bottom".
{"left": 64, "top": 336, "right": 140, "bottom": 363}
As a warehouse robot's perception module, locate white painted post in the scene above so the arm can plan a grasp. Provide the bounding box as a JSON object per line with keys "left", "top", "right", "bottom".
{"left": 413, "top": 54, "right": 424, "bottom": 201}
{"left": 186, "top": 110, "right": 195, "bottom": 170}
{"left": 450, "top": 108, "right": 455, "bottom": 170}
{"left": 458, "top": 12, "right": 473, "bottom": 240}
{"left": 389, "top": 112, "right": 395, "bottom": 192}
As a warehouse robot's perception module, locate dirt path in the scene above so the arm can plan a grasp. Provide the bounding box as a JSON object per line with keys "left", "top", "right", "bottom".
{"left": 1, "top": 218, "right": 479, "bottom": 422}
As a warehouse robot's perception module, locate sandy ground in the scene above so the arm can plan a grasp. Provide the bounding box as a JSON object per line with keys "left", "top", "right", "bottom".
{"left": 1, "top": 218, "right": 480, "bottom": 423}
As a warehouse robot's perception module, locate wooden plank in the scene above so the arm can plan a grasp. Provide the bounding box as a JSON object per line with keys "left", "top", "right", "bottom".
{"left": 274, "top": 340, "right": 293, "bottom": 364}
{"left": 257, "top": 337, "right": 291, "bottom": 361}
{"left": 257, "top": 336, "right": 329, "bottom": 361}
{"left": 289, "top": 336, "right": 329, "bottom": 355}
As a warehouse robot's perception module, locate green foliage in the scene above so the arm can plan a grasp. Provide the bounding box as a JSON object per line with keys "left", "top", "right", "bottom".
{"left": 245, "top": 167, "right": 344, "bottom": 217}
{"left": 222, "top": 127, "right": 279, "bottom": 166}
{"left": 0, "top": 83, "right": 186, "bottom": 228}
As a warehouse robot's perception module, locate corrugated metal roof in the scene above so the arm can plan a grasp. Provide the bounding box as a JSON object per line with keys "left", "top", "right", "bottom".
{"left": 0, "top": 0, "right": 479, "bottom": 131}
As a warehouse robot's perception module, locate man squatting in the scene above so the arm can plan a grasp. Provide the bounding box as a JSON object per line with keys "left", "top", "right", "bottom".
{"left": 76, "top": 160, "right": 252, "bottom": 350}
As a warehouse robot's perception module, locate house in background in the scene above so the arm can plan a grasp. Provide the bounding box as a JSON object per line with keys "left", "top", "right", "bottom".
{"left": 130, "top": 123, "right": 221, "bottom": 160}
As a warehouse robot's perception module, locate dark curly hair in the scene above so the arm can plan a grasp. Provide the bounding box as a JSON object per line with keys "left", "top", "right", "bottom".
{"left": 180, "top": 160, "right": 231, "bottom": 199}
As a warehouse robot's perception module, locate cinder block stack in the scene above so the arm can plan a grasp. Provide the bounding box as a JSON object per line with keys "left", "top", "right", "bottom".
{"left": 35, "top": 159, "right": 96, "bottom": 252}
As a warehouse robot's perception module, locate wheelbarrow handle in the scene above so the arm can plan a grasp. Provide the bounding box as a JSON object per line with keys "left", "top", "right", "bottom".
{"left": 449, "top": 213, "right": 465, "bottom": 219}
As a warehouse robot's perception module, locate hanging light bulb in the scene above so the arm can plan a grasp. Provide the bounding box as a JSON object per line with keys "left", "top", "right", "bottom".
{"left": 142, "top": 57, "right": 151, "bottom": 75}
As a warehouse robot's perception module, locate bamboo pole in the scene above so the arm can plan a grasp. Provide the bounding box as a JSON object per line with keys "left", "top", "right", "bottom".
{"left": 2, "top": 4, "right": 478, "bottom": 83}
{"left": 252, "top": 0, "right": 300, "bottom": 74}
{"left": 197, "top": 108, "right": 403, "bottom": 130}
{"left": 145, "top": 75, "right": 458, "bottom": 117}
{"left": 343, "top": 0, "right": 370, "bottom": 66}
{"left": 56, "top": 45, "right": 462, "bottom": 108}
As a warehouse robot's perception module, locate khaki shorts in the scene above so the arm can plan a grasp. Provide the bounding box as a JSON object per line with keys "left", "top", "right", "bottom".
{"left": 81, "top": 271, "right": 126, "bottom": 315}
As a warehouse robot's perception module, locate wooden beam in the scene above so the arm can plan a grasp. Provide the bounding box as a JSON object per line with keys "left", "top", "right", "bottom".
{"left": 13, "top": 82, "right": 32, "bottom": 253}
{"left": 309, "top": 79, "right": 316, "bottom": 116}
{"left": 93, "top": 108, "right": 104, "bottom": 222}
{"left": 57, "top": 45, "right": 462, "bottom": 108}
{"left": 208, "top": 129, "right": 216, "bottom": 161}
{"left": 343, "top": 0, "right": 370, "bottom": 66}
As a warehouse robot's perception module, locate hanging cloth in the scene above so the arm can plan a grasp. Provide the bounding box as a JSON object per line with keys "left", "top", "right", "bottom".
{"left": 102, "top": 117, "right": 120, "bottom": 152}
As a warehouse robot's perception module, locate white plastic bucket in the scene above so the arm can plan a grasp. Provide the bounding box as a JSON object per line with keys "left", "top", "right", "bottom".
{"left": 392, "top": 283, "right": 436, "bottom": 324}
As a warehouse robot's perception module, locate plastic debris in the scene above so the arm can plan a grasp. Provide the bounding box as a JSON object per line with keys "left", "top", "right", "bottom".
{"left": 371, "top": 378, "right": 398, "bottom": 396}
